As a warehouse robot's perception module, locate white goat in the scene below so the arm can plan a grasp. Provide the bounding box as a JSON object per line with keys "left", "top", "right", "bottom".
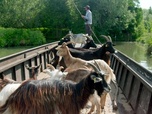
{"left": 0, "top": 83, "right": 21, "bottom": 107}
{"left": 69, "top": 31, "right": 88, "bottom": 47}
{"left": 42, "top": 64, "right": 68, "bottom": 80}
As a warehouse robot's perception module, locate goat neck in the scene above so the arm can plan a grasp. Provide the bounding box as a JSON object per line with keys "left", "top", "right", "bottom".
{"left": 60, "top": 46, "right": 75, "bottom": 67}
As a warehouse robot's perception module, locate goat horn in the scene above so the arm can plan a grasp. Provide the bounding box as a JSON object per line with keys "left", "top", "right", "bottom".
{"left": 50, "top": 51, "right": 55, "bottom": 63}
{"left": 108, "top": 36, "right": 112, "bottom": 42}
{"left": 46, "top": 64, "right": 55, "bottom": 70}
{"left": 62, "top": 34, "right": 71, "bottom": 39}
{"left": 25, "top": 65, "right": 31, "bottom": 70}
{"left": 85, "top": 35, "right": 91, "bottom": 40}
{"left": 87, "top": 62, "right": 100, "bottom": 73}
{"left": 36, "top": 63, "right": 42, "bottom": 69}
{"left": 93, "top": 60, "right": 101, "bottom": 71}
{"left": 100, "top": 35, "right": 110, "bottom": 42}
{"left": 62, "top": 41, "right": 75, "bottom": 47}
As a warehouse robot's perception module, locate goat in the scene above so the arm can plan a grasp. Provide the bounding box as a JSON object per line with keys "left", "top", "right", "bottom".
{"left": 63, "top": 67, "right": 102, "bottom": 114}
{"left": 58, "top": 33, "right": 97, "bottom": 49}
{"left": 56, "top": 42, "right": 118, "bottom": 112}
{"left": 0, "top": 72, "right": 110, "bottom": 114}
{"left": 0, "top": 64, "right": 41, "bottom": 107}
{"left": 52, "top": 35, "right": 116, "bottom": 69}
{"left": 69, "top": 31, "right": 89, "bottom": 47}
{"left": 56, "top": 42, "right": 112, "bottom": 72}
{"left": 41, "top": 64, "right": 68, "bottom": 80}
{"left": 0, "top": 64, "right": 41, "bottom": 90}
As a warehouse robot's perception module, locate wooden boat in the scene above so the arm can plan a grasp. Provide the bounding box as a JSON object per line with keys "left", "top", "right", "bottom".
{"left": 0, "top": 42, "right": 151, "bottom": 114}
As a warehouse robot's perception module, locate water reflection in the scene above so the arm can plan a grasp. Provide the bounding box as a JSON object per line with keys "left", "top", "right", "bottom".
{"left": 114, "top": 42, "right": 152, "bottom": 72}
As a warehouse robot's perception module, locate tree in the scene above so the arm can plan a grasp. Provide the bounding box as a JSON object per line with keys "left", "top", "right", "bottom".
{"left": 0, "top": 0, "right": 44, "bottom": 28}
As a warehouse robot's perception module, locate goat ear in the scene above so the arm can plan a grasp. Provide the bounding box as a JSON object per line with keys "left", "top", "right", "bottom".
{"left": 90, "top": 75, "right": 102, "bottom": 83}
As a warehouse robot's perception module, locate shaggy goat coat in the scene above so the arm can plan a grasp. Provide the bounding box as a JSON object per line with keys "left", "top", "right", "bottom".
{"left": 0, "top": 72, "right": 109, "bottom": 114}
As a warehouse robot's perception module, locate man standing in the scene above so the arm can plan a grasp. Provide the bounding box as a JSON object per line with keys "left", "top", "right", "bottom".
{"left": 81, "top": 5, "right": 92, "bottom": 36}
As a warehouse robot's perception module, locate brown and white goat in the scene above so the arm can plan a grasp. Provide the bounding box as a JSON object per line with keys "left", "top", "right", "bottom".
{"left": 0, "top": 64, "right": 41, "bottom": 107}
{"left": 0, "top": 64, "right": 41, "bottom": 90}
{"left": 0, "top": 71, "right": 110, "bottom": 114}
{"left": 56, "top": 42, "right": 91, "bottom": 72}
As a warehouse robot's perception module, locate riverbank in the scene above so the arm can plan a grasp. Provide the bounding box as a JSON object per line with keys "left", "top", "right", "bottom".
{"left": 0, "top": 46, "right": 33, "bottom": 58}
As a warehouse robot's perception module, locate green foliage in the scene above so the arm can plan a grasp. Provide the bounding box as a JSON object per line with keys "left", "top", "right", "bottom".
{"left": 137, "top": 33, "right": 152, "bottom": 55}
{"left": 137, "top": 7, "right": 152, "bottom": 55}
{"left": 0, "top": 0, "right": 148, "bottom": 42}
{"left": 0, "top": 0, "right": 45, "bottom": 28}
{"left": 0, "top": 28, "right": 46, "bottom": 47}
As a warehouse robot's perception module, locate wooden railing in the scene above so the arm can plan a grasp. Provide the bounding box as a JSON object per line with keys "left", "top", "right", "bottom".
{"left": 0, "top": 42, "right": 152, "bottom": 114}
{"left": 0, "top": 42, "right": 58, "bottom": 81}
{"left": 111, "top": 51, "right": 152, "bottom": 114}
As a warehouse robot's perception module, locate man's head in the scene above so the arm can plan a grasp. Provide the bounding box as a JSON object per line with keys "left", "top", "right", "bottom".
{"left": 84, "top": 5, "right": 90, "bottom": 10}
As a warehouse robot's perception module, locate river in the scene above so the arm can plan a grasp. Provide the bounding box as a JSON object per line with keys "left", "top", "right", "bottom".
{"left": 0, "top": 42, "right": 152, "bottom": 72}
{"left": 114, "top": 42, "right": 152, "bottom": 72}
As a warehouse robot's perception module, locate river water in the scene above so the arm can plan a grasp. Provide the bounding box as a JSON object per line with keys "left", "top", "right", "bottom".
{"left": 114, "top": 42, "right": 152, "bottom": 72}
{"left": 0, "top": 42, "right": 152, "bottom": 72}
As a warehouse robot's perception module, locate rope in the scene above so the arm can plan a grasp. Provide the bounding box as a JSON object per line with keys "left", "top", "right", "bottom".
{"left": 72, "top": 0, "right": 102, "bottom": 45}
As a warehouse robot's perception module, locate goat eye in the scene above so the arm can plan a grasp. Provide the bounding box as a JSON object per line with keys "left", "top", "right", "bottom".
{"left": 105, "top": 44, "right": 108, "bottom": 47}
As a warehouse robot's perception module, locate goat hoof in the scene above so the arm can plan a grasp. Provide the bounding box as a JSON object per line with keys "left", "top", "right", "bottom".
{"left": 112, "top": 101, "right": 117, "bottom": 110}
{"left": 113, "top": 105, "right": 118, "bottom": 111}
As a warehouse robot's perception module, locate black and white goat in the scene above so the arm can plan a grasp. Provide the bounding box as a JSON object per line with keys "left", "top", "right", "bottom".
{"left": 0, "top": 71, "right": 110, "bottom": 114}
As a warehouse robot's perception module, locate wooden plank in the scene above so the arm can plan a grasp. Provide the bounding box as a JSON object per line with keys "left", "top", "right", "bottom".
{"left": 3, "top": 68, "right": 15, "bottom": 80}
{"left": 136, "top": 86, "right": 152, "bottom": 114}
{"left": 117, "top": 64, "right": 124, "bottom": 84}
{"left": 112, "top": 58, "right": 117, "bottom": 73}
{"left": 147, "top": 95, "right": 152, "bottom": 114}
{"left": 15, "top": 64, "right": 22, "bottom": 81}
{"left": 129, "top": 77, "right": 141, "bottom": 110}
{"left": 123, "top": 72, "right": 133, "bottom": 99}
{"left": 119, "top": 68, "right": 127, "bottom": 90}
{"left": 114, "top": 62, "right": 120, "bottom": 77}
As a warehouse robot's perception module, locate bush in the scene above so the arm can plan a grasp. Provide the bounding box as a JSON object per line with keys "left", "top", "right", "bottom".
{"left": 137, "top": 33, "right": 152, "bottom": 55}
{"left": 0, "top": 28, "right": 46, "bottom": 47}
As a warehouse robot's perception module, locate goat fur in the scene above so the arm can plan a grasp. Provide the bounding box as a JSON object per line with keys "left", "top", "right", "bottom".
{"left": 0, "top": 72, "right": 110, "bottom": 114}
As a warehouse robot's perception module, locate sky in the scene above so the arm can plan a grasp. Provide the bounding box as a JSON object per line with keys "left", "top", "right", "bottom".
{"left": 139, "top": 0, "right": 152, "bottom": 9}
